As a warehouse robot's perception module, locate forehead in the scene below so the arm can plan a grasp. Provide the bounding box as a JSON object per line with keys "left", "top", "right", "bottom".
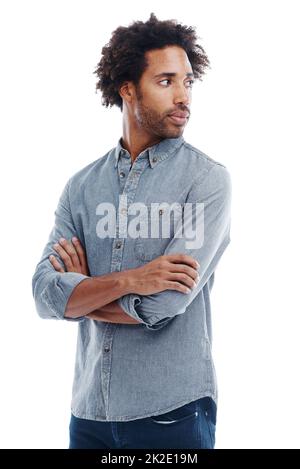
{"left": 143, "top": 46, "right": 193, "bottom": 75}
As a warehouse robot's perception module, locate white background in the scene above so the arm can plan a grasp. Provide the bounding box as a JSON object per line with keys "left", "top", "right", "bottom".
{"left": 0, "top": 0, "right": 299, "bottom": 449}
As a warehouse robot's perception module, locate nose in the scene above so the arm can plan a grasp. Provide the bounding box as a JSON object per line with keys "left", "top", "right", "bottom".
{"left": 173, "top": 84, "right": 191, "bottom": 107}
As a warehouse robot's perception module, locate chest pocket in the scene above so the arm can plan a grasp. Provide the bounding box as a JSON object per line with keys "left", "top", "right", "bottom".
{"left": 133, "top": 203, "right": 184, "bottom": 262}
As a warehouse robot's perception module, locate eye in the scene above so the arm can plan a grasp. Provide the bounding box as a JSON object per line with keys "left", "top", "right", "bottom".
{"left": 159, "top": 79, "right": 171, "bottom": 86}
{"left": 158, "top": 79, "right": 194, "bottom": 88}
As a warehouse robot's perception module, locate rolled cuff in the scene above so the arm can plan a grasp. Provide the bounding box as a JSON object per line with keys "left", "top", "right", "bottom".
{"left": 118, "top": 294, "right": 173, "bottom": 331}
{"left": 41, "top": 272, "right": 90, "bottom": 322}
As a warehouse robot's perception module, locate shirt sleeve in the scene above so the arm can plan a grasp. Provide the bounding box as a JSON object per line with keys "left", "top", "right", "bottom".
{"left": 31, "top": 178, "right": 90, "bottom": 321}
{"left": 118, "top": 163, "right": 232, "bottom": 331}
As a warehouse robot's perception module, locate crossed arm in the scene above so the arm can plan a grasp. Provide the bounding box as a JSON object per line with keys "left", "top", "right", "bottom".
{"left": 32, "top": 164, "right": 231, "bottom": 329}
{"left": 48, "top": 236, "right": 198, "bottom": 325}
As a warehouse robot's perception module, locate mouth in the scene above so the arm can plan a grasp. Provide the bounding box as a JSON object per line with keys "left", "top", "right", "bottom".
{"left": 167, "top": 115, "right": 188, "bottom": 126}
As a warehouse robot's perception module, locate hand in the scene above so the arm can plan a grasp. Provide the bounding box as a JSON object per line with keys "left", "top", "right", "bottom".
{"left": 49, "top": 236, "right": 90, "bottom": 276}
{"left": 128, "top": 253, "right": 200, "bottom": 296}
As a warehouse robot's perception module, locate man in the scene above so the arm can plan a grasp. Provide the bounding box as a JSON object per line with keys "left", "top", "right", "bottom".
{"left": 32, "top": 13, "right": 232, "bottom": 449}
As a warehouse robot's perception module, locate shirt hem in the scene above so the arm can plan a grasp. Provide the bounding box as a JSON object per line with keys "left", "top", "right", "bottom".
{"left": 71, "top": 391, "right": 217, "bottom": 422}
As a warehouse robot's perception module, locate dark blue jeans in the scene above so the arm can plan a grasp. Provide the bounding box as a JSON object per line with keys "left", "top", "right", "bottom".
{"left": 69, "top": 396, "right": 216, "bottom": 449}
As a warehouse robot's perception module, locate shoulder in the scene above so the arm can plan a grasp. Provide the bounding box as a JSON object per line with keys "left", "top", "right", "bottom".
{"left": 183, "top": 141, "right": 227, "bottom": 167}
{"left": 67, "top": 147, "right": 114, "bottom": 191}
{"left": 182, "top": 140, "right": 231, "bottom": 189}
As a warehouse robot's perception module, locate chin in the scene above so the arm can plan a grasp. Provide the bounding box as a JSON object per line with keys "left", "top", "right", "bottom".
{"left": 161, "top": 127, "right": 184, "bottom": 139}
{"left": 169, "top": 128, "right": 184, "bottom": 138}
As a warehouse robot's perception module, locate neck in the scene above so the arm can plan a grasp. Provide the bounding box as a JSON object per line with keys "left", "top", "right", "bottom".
{"left": 121, "top": 112, "right": 162, "bottom": 163}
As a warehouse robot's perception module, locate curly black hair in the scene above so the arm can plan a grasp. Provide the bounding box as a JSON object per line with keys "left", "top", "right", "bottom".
{"left": 93, "top": 12, "right": 210, "bottom": 111}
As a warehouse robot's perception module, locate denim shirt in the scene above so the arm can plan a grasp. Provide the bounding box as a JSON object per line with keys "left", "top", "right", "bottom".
{"left": 31, "top": 135, "right": 232, "bottom": 422}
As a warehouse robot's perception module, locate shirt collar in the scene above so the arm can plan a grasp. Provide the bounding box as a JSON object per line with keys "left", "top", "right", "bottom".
{"left": 114, "top": 135, "right": 185, "bottom": 169}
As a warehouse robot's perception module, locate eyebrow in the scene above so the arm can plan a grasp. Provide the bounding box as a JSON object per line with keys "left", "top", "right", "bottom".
{"left": 153, "top": 72, "right": 194, "bottom": 79}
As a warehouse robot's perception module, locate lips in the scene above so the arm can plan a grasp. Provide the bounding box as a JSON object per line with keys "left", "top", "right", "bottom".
{"left": 168, "top": 112, "right": 189, "bottom": 125}
{"left": 169, "top": 112, "right": 189, "bottom": 118}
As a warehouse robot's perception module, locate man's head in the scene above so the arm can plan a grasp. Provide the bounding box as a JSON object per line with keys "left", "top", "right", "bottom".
{"left": 94, "top": 13, "right": 210, "bottom": 139}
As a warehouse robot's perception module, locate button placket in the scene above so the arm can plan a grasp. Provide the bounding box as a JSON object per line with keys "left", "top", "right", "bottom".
{"left": 118, "top": 155, "right": 131, "bottom": 184}
{"left": 101, "top": 325, "right": 116, "bottom": 415}
{"left": 101, "top": 159, "right": 150, "bottom": 417}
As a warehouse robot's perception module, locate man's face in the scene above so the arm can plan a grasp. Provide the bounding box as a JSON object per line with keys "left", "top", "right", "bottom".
{"left": 132, "top": 45, "right": 193, "bottom": 139}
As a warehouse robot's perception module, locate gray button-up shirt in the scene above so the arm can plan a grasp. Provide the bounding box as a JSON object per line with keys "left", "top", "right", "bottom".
{"left": 32, "top": 135, "right": 232, "bottom": 422}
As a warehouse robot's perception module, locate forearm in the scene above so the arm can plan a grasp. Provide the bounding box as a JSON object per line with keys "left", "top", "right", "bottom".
{"left": 86, "top": 303, "right": 141, "bottom": 324}
{"left": 65, "top": 270, "right": 135, "bottom": 319}
{"left": 92, "top": 300, "right": 124, "bottom": 314}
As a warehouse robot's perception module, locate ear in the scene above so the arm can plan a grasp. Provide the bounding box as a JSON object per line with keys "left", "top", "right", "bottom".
{"left": 119, "top": 81, "right": 135, "bottom": 104}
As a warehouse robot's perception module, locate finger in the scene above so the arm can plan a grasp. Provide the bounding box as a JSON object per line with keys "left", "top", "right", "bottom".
{"left": 167, "top": 263, "right": 199, "bottom": 281}
{"left": 168, "top": 272, "right": 198, "bottom": 289}
{"left": 49, "top": 254, "right": 65, "bottom": 273}
{"left": 165, "top": 253, "right": 200, "bottom": 270}
{"left": 71, "top": 237, "right": 89, "bottom": 272}
{"left": 165, "top": 281, "right": 192, "bottom": 294}
{"left": 57, "top": 238, "right": 81, "bottom": 270}
{"left": 52, "top": 242, "right": 74, "bottom": 271}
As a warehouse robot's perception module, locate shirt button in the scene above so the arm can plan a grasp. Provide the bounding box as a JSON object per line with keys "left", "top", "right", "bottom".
{"left": 115, "top": 241, "right": 122, "bottom": 249}
{"left": 104, "top": 347, "right": 110, "bottom": 353}
{"left": 119, "top": 171, "right": 125, "bottom": 178}
{"left": 120, "top": 208, "right": 127, "bottom": 214}
{"left": 152, "top": 157, "right": 157, "bottom": 163}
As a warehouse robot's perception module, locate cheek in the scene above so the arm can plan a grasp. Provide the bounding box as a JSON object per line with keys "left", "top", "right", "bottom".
{"left": 145, "top": 85, "right": 172, "bottom": 107}
{"left": 151, "top": 96, "right": 173, "bottom": 119}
